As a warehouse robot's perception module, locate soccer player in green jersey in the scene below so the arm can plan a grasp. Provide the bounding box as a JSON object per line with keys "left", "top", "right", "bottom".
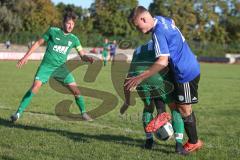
{"left": 10, "top": 12, "right": 93, "bottom": 122}
{"left": 120, "top": 41, "right": 187, "bottom": 155}
{"left": 101, "top": 38, "right": 110, "bottom": 66}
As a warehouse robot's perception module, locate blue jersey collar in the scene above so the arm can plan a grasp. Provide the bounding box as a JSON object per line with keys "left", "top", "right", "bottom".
{"left": 153, "top": 18, "right": 158, "bottom": 31}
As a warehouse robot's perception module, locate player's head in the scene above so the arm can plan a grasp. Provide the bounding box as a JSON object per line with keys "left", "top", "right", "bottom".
{"left": 104, "top": 38, "right": 109, "bottom": 43}
{"left": 63, "top": 12, "right": 77, "bottom": 33}
{"left": 128, "top": 6, "right": 154, "bottom": 34}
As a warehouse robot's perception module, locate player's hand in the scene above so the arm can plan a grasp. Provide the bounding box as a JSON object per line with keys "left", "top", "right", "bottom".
{"left": 124, "top": 76, "right": 143, "bottom": 91}
{"left": 120, "top": 102, "right": 129, "bottom": 115}
{"left": 82, "top": 55, "right": 94, "bottom": 64}
{"left": 16, "top": 57, "right": 28, "bottom": 68}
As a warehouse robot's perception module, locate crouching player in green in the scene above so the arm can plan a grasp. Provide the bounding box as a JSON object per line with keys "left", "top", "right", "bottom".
{"left": 120, "top": 41, "right": 187, "bottom": 155}
{"left": 10, "top": 12, "right": 93, "bottom": 122}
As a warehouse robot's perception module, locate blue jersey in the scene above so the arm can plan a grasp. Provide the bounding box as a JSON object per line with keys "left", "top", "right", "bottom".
{"left": 110, "top": 44, "right": 117, "bottom": 54}
{"left": 152, "top": 16, "right": 200, "bottom": 83}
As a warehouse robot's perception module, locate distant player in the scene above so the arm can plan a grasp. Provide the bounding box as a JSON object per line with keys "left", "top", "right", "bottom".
{"left": 121, "top": 41, "right": 187, "bottom": 155}
{"left": 101, "top": 38, "right": 110, "bottom": 66}
{"left": 109, "top": 40, "right": 117, "bottom": 64}
{"left": 10, "top": 12, "right": 93, "bottom": 122}
{"left": 126, "top": 6, "right": 203, "bottom": 153}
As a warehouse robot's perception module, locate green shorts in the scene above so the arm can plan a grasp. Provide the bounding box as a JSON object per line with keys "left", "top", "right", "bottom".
{"left": 102, "top": 50, "right": 108, "bottom": 58}
{"left": 132, "top": 66, "right": 175, "bottom": 104}
{"left": 137, "top": 84, "right": 175, "bottom": 105}
{"left": 34, "top": 64, "right": 75, "bottom": 84}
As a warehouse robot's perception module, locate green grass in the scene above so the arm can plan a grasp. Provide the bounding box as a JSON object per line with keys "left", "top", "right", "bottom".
{"left": 0, "top": 61, "right": 240, "bottom": 160}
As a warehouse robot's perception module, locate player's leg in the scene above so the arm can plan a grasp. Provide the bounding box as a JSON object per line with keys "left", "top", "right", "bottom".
{"left": 56, "top": 67, "right": 93, "bottom": 121}
{"left": 102, "top": 51, "right": 107, "bottom": 66}
{"left": 110, "top": 53, "right": 114, "bottom": 63}
{"left": 137, "top": 86, "right": 155, "bottom": 149}
{"left": 178, "top": 104, "right": 203, "bottom": 152}
{"left": 10, "top": 64, "right": 53, "bottom": 122}
{"left": 174, "top": 75, "right": 203, "bottom": 152}
{"left": 168, "top": 103, "right": 187, "bottom": 155}
{"left": 103, "top": 56, "right": 107, "bottom": 66}
{"left": 152, "top": 94, "right": 186, "bottom": 155}
{"left": 153, "top": 98, "right": 165, "bottom": 114}
{"left": 111, "top": 54, "right": 115, "bottom": 65}
{"left": 66, "top": 82, "right": 93, "bottom": 121}
{"left": 159, "top": 85, "right": 186, "bottom": 155}
{"left": 10, "top": 80, "right": 42, "bottom": 122}
{"left": 67, "top": 82, "right": 85, "bottom": 113}
{"left": 142, "top": 99, "right": 155, "bottom": 149}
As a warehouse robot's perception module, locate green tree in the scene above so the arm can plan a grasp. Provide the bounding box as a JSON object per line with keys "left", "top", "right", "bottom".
{"left": 17, "top": 0, "right": 60, "bottom": 34}
{"left": 223, "top": 0, "right": 240, "bottom": 43}
{"left": 149, "top": 0, "right": 197, "bottom": 41}
{"left": 91, "top": 0, "right": 138, "bottom": 37}
{"left": 0, "top": 6, "right": 22, "bottom": 35}
{"left": 149, "top": 0, "right": 229, "bottom": 44}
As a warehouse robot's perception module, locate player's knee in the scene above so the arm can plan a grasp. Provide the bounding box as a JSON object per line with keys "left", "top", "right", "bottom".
{"left": 68, "top": 84, "right": 81, "bottom": 96}
{"left": 178, "top": 105, "right": 192, "bottom": 117}
{"left": 31, "top": 85, "right": 41, "bottom": 94}
{"left": 72, "top": 89, "right": 81, "bottom": 96}
{"left": 168, "top": 103, "right": 177, "bottom": 110}
{"left": 144, "top": 103, "right": 154, "bottom": 113}
{"left": 31, "top": 82, "right": 42, "bottom": 94}
{"left": 182, "top": 112, "right": 196, "bottom": 124}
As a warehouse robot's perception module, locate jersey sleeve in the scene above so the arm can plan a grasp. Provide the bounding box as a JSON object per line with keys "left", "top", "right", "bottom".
{"left": 74, "top": 37, "right": 83, "bottom": 52}
{"left": 152, "top": 29, "right": 170, "bottom": 58}
{"left": 41, "top": 27, "right": 52, "bottom": 42}
{"left": 128, "top": 50, "right": 138, "bottom": 76}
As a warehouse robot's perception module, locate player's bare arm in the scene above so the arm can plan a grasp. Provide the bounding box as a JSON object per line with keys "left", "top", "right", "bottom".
{"left": 17, "top": 38, "right": 45, "bottom": 68}
{"left": 125, "top": 56, "right": 168, "bottom": 90}
{"left": 120, "top": 76, "right": 132, "bottom": 114}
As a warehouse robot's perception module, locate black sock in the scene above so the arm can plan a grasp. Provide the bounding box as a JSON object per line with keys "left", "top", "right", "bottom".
{"left": 153, "top": 98, "right": 166, "bottom": 114}
{"left": 183, "top": 112, "right": 198, "bottom": 144}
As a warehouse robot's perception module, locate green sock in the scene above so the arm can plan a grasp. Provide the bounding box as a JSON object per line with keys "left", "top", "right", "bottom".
{"left": 142, "top": 108, "right": 153, "bottom": 139}
{"left": 103, "top": 59, "right": 107, "bottom": 66}
{"left": 171, "top": 109, "right": 184, "bottom": 144}
{"left": 17, "top": 90, "right": 35, "bottom": 115}
{"left": 75, "top": 95, "right": 86, "bottom": 114}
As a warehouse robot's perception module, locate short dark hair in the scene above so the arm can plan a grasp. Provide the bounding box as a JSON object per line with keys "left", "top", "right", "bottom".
{"left": 63, "top": 11, "right": 77, "bottom": 23}
{"left": 128, "top": 6, "right": 148, "bottom": 24}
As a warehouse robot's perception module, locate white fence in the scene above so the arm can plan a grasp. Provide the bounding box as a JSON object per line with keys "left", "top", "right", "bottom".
{"left": 0, "top": 52, "right": 239, "bottom": 63}
{"left": 225, "top": 54, "right": 240, "bottom": 64}
{"left": 0, "top": 52, "right": 133, "bottom": 61}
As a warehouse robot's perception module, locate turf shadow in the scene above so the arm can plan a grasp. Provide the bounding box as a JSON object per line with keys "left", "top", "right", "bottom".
{"left": 0, "top": 117, "right": 175, "bottom": 154}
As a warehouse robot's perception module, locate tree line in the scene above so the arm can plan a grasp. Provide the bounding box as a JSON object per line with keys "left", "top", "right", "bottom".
{"left": 0, "top": 0, "right": 239, "bottom": 56}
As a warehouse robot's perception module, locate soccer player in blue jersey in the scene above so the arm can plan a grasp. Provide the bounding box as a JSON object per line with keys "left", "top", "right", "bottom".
{"left": 121, "top": 41, "right": 187, "bottom": 155}
{"left": 126, "top": 6, "right": 203, "bottom": 153}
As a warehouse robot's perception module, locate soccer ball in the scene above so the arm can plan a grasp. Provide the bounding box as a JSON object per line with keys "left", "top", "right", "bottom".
{"left": 154, "top": 122, "right": 174, "bottom": 141}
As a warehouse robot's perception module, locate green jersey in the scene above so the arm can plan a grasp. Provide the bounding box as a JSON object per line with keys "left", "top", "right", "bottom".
{"left": 129, "top": 41, "right": 156, "bottom": 74}
{"left": 41, "top": 27, "right": 83, "bottom": 67}
{"left": 129, "top": 41, "right": 174, "bottom": 104}
{"left": 101, "top": 42, "right": 110, "bottom": 57}
{"left": 102, "top": 42, "right": 110, "bottom": 51}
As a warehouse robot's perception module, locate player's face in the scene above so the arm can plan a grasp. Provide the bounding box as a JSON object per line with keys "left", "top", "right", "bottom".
{"left": 104, "top": 38, "right": 109, "bottom": 43}
{"left": 64, "top": 19, "right": 75, "bottom": 33}
{"left": 133, "top": 16, "right": 150, "bottom": 34}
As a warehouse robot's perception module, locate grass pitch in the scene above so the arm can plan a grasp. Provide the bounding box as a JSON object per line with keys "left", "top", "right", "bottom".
{"left": 0, "top": 61, "right": 239, "bottom": 160}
